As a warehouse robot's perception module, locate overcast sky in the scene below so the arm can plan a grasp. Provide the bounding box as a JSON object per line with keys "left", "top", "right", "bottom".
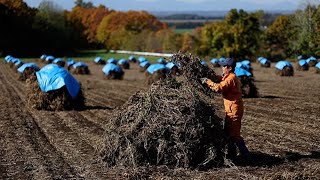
{"left": 24, "top": 0, "right": 306, "bottom": 11}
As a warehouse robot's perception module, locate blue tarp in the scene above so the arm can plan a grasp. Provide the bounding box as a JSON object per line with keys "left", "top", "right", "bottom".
{"left": 45, "top": 56, "right": 54, "bottom": 62}
{"left": 40, "top": 54, "right": 47, "bottom": 60}
{"left": 297, "top": 55, "right": 303, "bottom": 60}
{"left": 128, "top": 55, "right": 136, "bottom": 61}
{"left": 260, "top": 58, "right": 270, "bottom": 65}
{"left": 139, "top": 61, "right": 150, "bottom": 67}
{"left": 165, "top": 62, "right": 177, "bottom": 69}
{"left": 257, "top": 57, "right": 264, "bottom": 61}
{"left": 138, "top": 56, "right": 147, "bottom": 63}
{"left": 14, "top": 59, "right": 23, "bottom": 66}
{"left": 316, "top": 62, "right": 320, "bottom": 69}
{"left": 210, "top": 58, "right": 219, "bottom": 64}
{"left": 36, "top": 64, "right": 80, "bottom": 99}
{"left": 235, "top": 67, "right": 252, "bottom": 77}
{"left": 118, "top": 59, "right": 129, "bottom": 65}
{"left": 11, "top": 58, "right": 20, "bottom": 64}
{"left": 53, "top": 58, "right": 63, "bottom": 64}
{"left": 298, "top": 60, "right": 308, "bottom": 66}
{"left": 219, "top": 57, "right": 226, "bottom": 62}
{"left": 73, "top": 62, "right": 88, "bottom": 69}
{"left": 201, "top": 61, "right": 208, "bottom": 66}
{"left": 147, "top": 64, "right": 166, "bottom": 74}
{"left": 94, "top": 57, "right": 104, "bottom": 63}
{"left": 5, "top": 55, "right": 12, "bottom": 62}
{"left": 157, "top": 58, "right": 166, "bottom": 64}
{"left": 17, "top": 63, "right": 39, "bottom": 73}
{"left": 275, "top": 61, "right": 292, "bottom": 70}
{"left": 242, "top": 60, "right": 251, "bottom": 67}
{"left": 67, "top": 59, "right": 75, "bottom": 67}
{"left": 102, "top": 63, "right": 123, "bottom": 75}
{"left": 306, "top": 56, "right": 317, "bottom": 63}
{"left": 236, "top": 62, "right": 250, "bottom": 71}
{"left": 107, "top": 58, "right": 117, "bottom": 64}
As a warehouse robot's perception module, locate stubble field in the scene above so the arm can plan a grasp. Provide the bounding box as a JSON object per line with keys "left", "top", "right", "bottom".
{"left": 0, "top": 60, "right": 319, "bottom": 179}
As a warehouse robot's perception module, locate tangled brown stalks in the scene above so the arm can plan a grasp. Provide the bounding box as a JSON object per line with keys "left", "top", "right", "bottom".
{"left": 101, "top": 78, "right": 225, "bottom": 169}
{"left": 239, "top": 76, "right": 259, "bottom": 98}
{"left": 170, "top": 52, "right": 220, "bottom": 98}
{"left": 275, "top": 67, "right": 294, "bottom": 76}
{"left": 26, "top": 74, "right": 85, "bottom": 111}
{"left": 70, "top": 67, "right": 90, "bottom": 75}
{"left": 18, "top": 67, "right": 38, "bottom": 81}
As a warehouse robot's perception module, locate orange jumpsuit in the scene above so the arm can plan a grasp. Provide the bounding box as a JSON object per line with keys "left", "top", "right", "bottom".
{"left": 206, "top": 72, "right": 244, "bottom": 143}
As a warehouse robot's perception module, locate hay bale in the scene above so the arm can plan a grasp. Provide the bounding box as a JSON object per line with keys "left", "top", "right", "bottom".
{"left": 26, "top": 74, "right": 85, "bottom": 111}
{"left": 275, "top": 66, "right": 294, "bottom": 76}
{"left": 239, "top": 76, "right": 259, "bottom": 98}
{"left": 101, "top": 78, "right": 226, "bottom": 169}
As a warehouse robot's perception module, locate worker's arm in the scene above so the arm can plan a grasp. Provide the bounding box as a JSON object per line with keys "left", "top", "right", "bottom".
{"left": 206, "top": 78, "right": 231, "bottom": 93}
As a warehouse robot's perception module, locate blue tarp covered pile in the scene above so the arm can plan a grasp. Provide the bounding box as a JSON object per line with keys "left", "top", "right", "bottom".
{"left": 235, "top": 67, "right": 252, "bottom": 77}
{"left": 102, "top": 63, "right": 123, "bottom": 75}
{"left": 17, "top": 63, "right": 39, "bottom": 73}
{"left": 275, "top": 60, "right": 292, "bottom": 70}
{"left": 36, "top": 64, "right": 80, "bottom": 99}
{"left": 146, "top": 64, "right": 166, "bottom": 74}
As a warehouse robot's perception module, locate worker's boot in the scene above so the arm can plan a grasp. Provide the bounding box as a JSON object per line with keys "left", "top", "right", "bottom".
{"left": 236, "top": 139, "right": 250, "bottom": 158}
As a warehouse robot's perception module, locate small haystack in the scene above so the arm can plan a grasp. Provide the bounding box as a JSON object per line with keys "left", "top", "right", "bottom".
{"left": 128, "top": 55, "right": 137, "bottom": 63}
{"left": 210, "top": 58, "right": 220, "bottom": 67}
{"left": 296, "top": 60, "right": 309, "bottom": 71}
{"left": 94, "top": 57, "right": 106, "bottom": 65}
{"left": 44, "top": 55, "right": 54, "bottom": 64}
{"left": 17, "top": 63, "right": 40, "bottom": 81}
{"left": 235, "top": 67, "right": 259, "bottom": 98}
{"left": 275, "top": 61, "right": 294, "bottom": 76}
{"left": 70, "top": 62, "right": 90, "bottom": 75}
{"left": 166, "top": 62, "right": 180, "bottom": 76}
{"left": 239, "top": 76, "right": 259, "bottom": 98}
{"left": 102, "top": 63, "right": 124, "bottom": 80}
{"left": 101, "top": 52, "right": 226, "bottom": 170}
{"left": 26, "top": 65, "right": 85, "bottom": 111}
{"left": 315, "top": 62, "right": 320, "bottom": 74}
{"left": 53, "top": 58, "right": 65, "bottom": 68}
{"left": 118, "top": 59, "right": 130, "bottom": 69}
{"left": 139, "top": 61, "right": 150, "bottom": 72}
{"left": 306, "top": 56, "right": 317, "bottom": 67}
{"left": 259, "top": 58, "right": 271, "bottom": 68}
{"left": 144, "top": 64, "right": 167, "bottom": 85}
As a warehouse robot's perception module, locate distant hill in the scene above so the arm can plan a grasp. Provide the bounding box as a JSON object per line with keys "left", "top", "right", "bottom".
{"left": 151, "top": 10, "right": 295, "bottom": 18}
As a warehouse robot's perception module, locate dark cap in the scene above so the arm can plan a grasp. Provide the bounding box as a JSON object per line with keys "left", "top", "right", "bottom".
{"left": 219, "top": 58, "right": 234, "bottom": 67}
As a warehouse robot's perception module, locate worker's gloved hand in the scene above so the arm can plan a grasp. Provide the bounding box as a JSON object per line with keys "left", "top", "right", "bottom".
{"left": 200, "top": 77, "right": 208, "bottom": 84}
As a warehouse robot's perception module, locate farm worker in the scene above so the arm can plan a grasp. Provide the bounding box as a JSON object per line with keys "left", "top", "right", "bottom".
{"left": 200, "top": 58, "right": 250, "bottom": 159}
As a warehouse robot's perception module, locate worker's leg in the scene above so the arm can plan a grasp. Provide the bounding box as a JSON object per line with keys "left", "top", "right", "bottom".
{"left": 225, "top": 116, "right": 249, "bottom": 157}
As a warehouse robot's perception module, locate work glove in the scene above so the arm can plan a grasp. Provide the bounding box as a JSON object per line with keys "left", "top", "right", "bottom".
{"left": 200, "top": 77, "right": 208, "bottom": 84}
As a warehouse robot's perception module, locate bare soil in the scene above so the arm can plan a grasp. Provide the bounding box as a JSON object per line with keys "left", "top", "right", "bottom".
{"left": 0, "top": 61, "right": 319, "bottom": 179}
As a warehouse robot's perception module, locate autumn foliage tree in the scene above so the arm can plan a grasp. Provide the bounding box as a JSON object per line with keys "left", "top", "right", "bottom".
{"left": 67, "top": 4, "right": 110, "bottom": 47}
{"left": 97, "top": 10, "right": 170, "bottom": 52}
{"left": 194, "top": 9, "right": 261, "bottom": 60}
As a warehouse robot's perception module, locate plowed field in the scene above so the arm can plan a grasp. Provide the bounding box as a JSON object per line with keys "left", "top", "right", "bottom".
{"left": 0, "top": 61, "right": 319, "bottom": 179}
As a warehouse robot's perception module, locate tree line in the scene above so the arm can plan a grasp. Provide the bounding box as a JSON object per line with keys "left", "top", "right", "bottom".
{"left": 1, "top": 0, "right": 320, "bottom": 61}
